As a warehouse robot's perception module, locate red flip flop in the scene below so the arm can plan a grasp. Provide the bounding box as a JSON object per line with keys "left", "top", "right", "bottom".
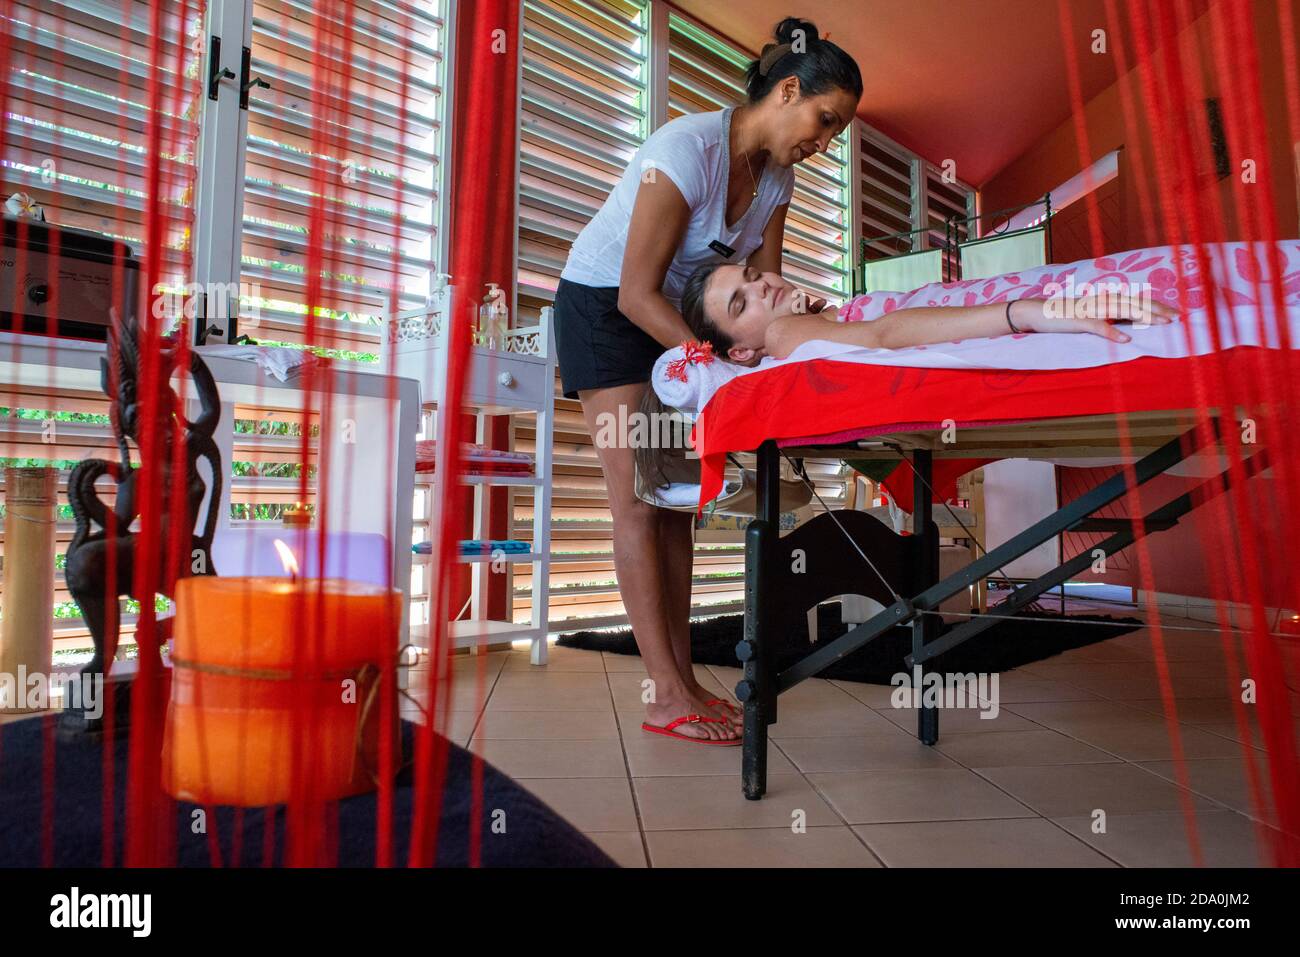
{"left": 642, "top": 713, "right": 742, "bottom": 745}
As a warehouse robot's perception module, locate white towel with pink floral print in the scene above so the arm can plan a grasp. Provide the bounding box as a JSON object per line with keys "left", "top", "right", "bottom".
{"left": 666, "top": 241, "right": 1300, "bottom": 415}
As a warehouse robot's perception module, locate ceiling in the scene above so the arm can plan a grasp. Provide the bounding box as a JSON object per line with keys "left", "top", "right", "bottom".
{"left": 670, "top": 0, "right": 1204, "bottom": 187}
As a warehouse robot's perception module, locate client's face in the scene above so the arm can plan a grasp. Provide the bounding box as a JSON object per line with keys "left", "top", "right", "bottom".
{"left": 702, "top": 264, "right": 801, "bottom": 364}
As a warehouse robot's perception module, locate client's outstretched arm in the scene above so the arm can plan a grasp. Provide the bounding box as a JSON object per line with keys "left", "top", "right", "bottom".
{"left": 764, "top": 295, "right": 1176, "bottom": 360}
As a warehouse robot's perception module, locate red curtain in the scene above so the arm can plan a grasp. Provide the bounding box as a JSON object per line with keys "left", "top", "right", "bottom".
{"left": 447, "top": 0, "right": 521, "bottom": 618}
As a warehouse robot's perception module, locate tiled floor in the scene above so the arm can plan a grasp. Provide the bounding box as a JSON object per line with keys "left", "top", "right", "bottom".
{"left": 405, "top": 600, "right": 1300, "bottom": 868}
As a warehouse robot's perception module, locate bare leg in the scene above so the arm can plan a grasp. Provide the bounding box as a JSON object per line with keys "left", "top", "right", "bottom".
{"left": 657, "top": 508, "right": 740, "bottom": 726}
{"left": 579, "top": 384, "right": 737, "bottom": 741}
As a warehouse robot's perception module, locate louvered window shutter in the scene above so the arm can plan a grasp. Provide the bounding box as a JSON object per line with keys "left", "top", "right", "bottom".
{"left": 239, "top": 0, "right": 450, "bottom": 357}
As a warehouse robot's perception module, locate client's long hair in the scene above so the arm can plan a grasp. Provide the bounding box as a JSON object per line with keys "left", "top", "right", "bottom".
{"left": 633, "top": 263, "right": 729, "bottom": 500}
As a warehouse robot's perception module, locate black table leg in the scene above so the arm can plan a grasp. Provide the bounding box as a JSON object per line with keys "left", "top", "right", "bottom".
{"left": 912, "top": 449, "right": 940, "bottom": 745}
{"left": 739, "top": 440, "right": 780, "bottom": 800}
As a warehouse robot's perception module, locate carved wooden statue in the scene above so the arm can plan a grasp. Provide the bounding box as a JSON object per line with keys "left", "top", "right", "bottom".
{"left": 62, "top": 317, "right": 223, "bottom": 732}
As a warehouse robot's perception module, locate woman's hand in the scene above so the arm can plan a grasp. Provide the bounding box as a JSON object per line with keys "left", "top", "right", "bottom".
{"left": 1014, "top": 295, "right": 1178, "bottom": 343}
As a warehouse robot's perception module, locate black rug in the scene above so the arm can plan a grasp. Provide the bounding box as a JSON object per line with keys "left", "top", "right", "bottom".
{"left": 0, "top": 717, "right": 616, "bottom": 868}
{"left": 559, "top": 602, "right": 1142, "bottom": 684}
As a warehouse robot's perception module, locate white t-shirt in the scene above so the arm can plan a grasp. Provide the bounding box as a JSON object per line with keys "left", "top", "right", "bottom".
{"left": 561, "top": 108, "right": 796, "bottom": 307}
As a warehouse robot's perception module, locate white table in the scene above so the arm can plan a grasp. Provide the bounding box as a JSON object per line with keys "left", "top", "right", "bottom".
{"left": 0, "top": 331, "right": 421, "bottom": 642}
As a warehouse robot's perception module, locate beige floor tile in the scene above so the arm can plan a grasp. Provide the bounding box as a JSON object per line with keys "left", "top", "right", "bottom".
{"left": 1062, "top": 642, "right": 1158, "bottom": 664}
{"left": 976, "top": 763, "right": 1219, "bottom": 817}
{"left": 1197, "top": 718, "right": 1300, "bottom": 752}
{"left": 486, "top": 673, "right": 614, "bottom": 711}
{"left": 776, "top": 734, "right": 960, "bottom": 774}
{"left": 633, "top": 772, "right": 840, "bottom": 831}
{"left": 468, "top": 737, "right": 626, "bottom": 778}
{"left": 1054, "top": 720, "right": 1250, "bottom": 762}
{"left": 471, "top": 709, "right": 619, "bottom": 740}
{"left": 853, "top": 818, "right": 1115, "bottom": 867}
{"left": 877, "top": 703, "right": 1041, "bottom": 735}
{"left": 399, "top": 682, "right": 484, "bottom": 719}
{"left": 493, "top": 670, "right": 610, "bottom": 689}
{"left": 806, "top": 767, "right": 1036, "bottom": 824}
{"left": 935, "top": 729, "right": 1118, "bottom": 768}
{"left": 1124, "top": 696, "right": 1253, "bottom": 724}
{"left": 829, "top": 680, "right": 899, "bottom": 709}
{"left": 646, "top": 825, "right": 882, "bottom": 868}
{"left": 1051, "top": 810, "right": 1274, "bottom": 867}
{"left": 975, "top": 675, "right": 1103, "bottom": 704}
{"left": 1109, "top": 633, "right": 1229, "bottom": 661}
{"left": 601, "top": 652, "right": 647, "bottom": 674}
{"left": 1126, "top": 697, "right": 1300, "bottom": 739}
{"left": 444, "top": 650, "right": 511, "bottom": 672}
{"left": 412, "top": 681, "right": 497, "bottom": 713}
{"left": 516, "top": 776, "right": 638, "bottom": 832}
{"left": 1006, "top": 699, "right": 1160, "bottom": 725}
{"left": 776, "top": 677, "right": 871, "bottom": 709}
{"left": 583, "top": 831, "right": 648, "bottom": 867}
{"left": 1137, "top": 757, "right": 1279, "bottom": 824}
{"left": 1025, "top": 661, "right": 1159, "bottom": 682}
{"left": 767, "top": 700, "right": 906, "bottom": 738}
{"left": 1065, "top": 676, "right": 1234, "bottom": 700}
{"left": 1161, "top": 658, "right": 1237, "bottom": 679}
{"left": 502, "top": 645, "right": 606, "bottom": 673}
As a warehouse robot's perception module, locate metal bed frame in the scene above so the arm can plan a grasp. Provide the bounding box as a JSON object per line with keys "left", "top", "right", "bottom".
{"left": 734, "top": 413, "right": 1269, "bottom": 800}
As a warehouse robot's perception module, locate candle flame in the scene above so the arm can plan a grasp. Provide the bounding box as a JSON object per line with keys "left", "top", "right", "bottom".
{"left": 272, "top": 538, "right": 300, "bottom": 579}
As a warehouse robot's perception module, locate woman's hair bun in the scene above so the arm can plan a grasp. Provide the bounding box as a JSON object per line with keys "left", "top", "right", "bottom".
{"left": 774, "top": 17, "right": 819, "bottom": 46}
{"left": 743, "top": 16, "right": 861, "bottom": 105}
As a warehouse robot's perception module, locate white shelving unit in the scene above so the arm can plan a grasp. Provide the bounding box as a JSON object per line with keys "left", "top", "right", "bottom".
{"left": 383, "top": 289, "right": 555, "bottom": 665}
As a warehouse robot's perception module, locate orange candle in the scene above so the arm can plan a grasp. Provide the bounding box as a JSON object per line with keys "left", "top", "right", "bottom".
{"left": 163, "top": 574, "right": 402, "bottom": 807}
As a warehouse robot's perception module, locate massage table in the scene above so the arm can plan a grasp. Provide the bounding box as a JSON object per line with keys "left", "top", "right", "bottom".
{"left": 670, "top": 242, "right": 1300, "bottom": 800}
{"left": 719, "top": 405, "right": 1273, "bottom": 800}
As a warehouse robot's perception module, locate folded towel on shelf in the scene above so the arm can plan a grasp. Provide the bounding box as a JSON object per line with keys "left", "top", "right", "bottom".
{"left": 415, "top": 461, "right": 534, "bottom": 476}
{"left": 415, "top": 440, "right": 533, "bottom": 462}
{"left": 413, "top": 440, "right": 534, "bottom": 475}
{"left": 412, "top": 540, "right": 533, "bottom": 556}
{"left": 458, "top": 539, "right": 532, "bottom": 555}
{"left": 199, "top": 344, "right": 320, "bottom": 382}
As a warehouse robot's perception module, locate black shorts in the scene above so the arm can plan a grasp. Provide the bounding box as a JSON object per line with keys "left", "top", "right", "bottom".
{"left": 553, "top": 278, "right": 664, "bottom": 400}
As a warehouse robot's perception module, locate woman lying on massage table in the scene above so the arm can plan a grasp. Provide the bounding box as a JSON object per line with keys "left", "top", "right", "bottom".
{"left": 635, "top": 261, "right": 1178, "bottom": 496}
{"left": 678, "top": 262, "right": 1178, "bottom": 363}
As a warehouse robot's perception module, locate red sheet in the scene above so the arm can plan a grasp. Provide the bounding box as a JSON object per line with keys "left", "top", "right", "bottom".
{"left": 693, "top": 346, "right": 1300, "bottom": 510}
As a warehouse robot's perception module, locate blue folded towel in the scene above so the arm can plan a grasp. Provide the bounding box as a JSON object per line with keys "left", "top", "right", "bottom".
{"left": 413, "top": 540, "right": 532, "bottom": 555}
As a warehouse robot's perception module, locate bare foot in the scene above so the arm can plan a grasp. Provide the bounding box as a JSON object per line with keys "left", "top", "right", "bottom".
{"left": 644, "top": 687, "right": 740, "bottom": 742}
{"left": 684, "top": 682, "right": 742, "bottom": 729}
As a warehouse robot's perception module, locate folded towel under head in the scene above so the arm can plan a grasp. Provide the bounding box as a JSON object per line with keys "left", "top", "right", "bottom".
{"left": 651, "top": 342, "right": 747, "bottom": 416}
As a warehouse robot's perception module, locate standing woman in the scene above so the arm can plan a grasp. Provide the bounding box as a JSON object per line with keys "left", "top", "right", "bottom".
{"left": 553, "top": 18, "right": 862, "bottom": 743}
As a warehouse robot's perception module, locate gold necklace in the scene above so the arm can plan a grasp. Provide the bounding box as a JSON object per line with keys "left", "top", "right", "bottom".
{"left": 733, "top": 111, "right": 759, "bottom": 198}
{"left": 743, "top": 150, "right": 759, "bottom": 198}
